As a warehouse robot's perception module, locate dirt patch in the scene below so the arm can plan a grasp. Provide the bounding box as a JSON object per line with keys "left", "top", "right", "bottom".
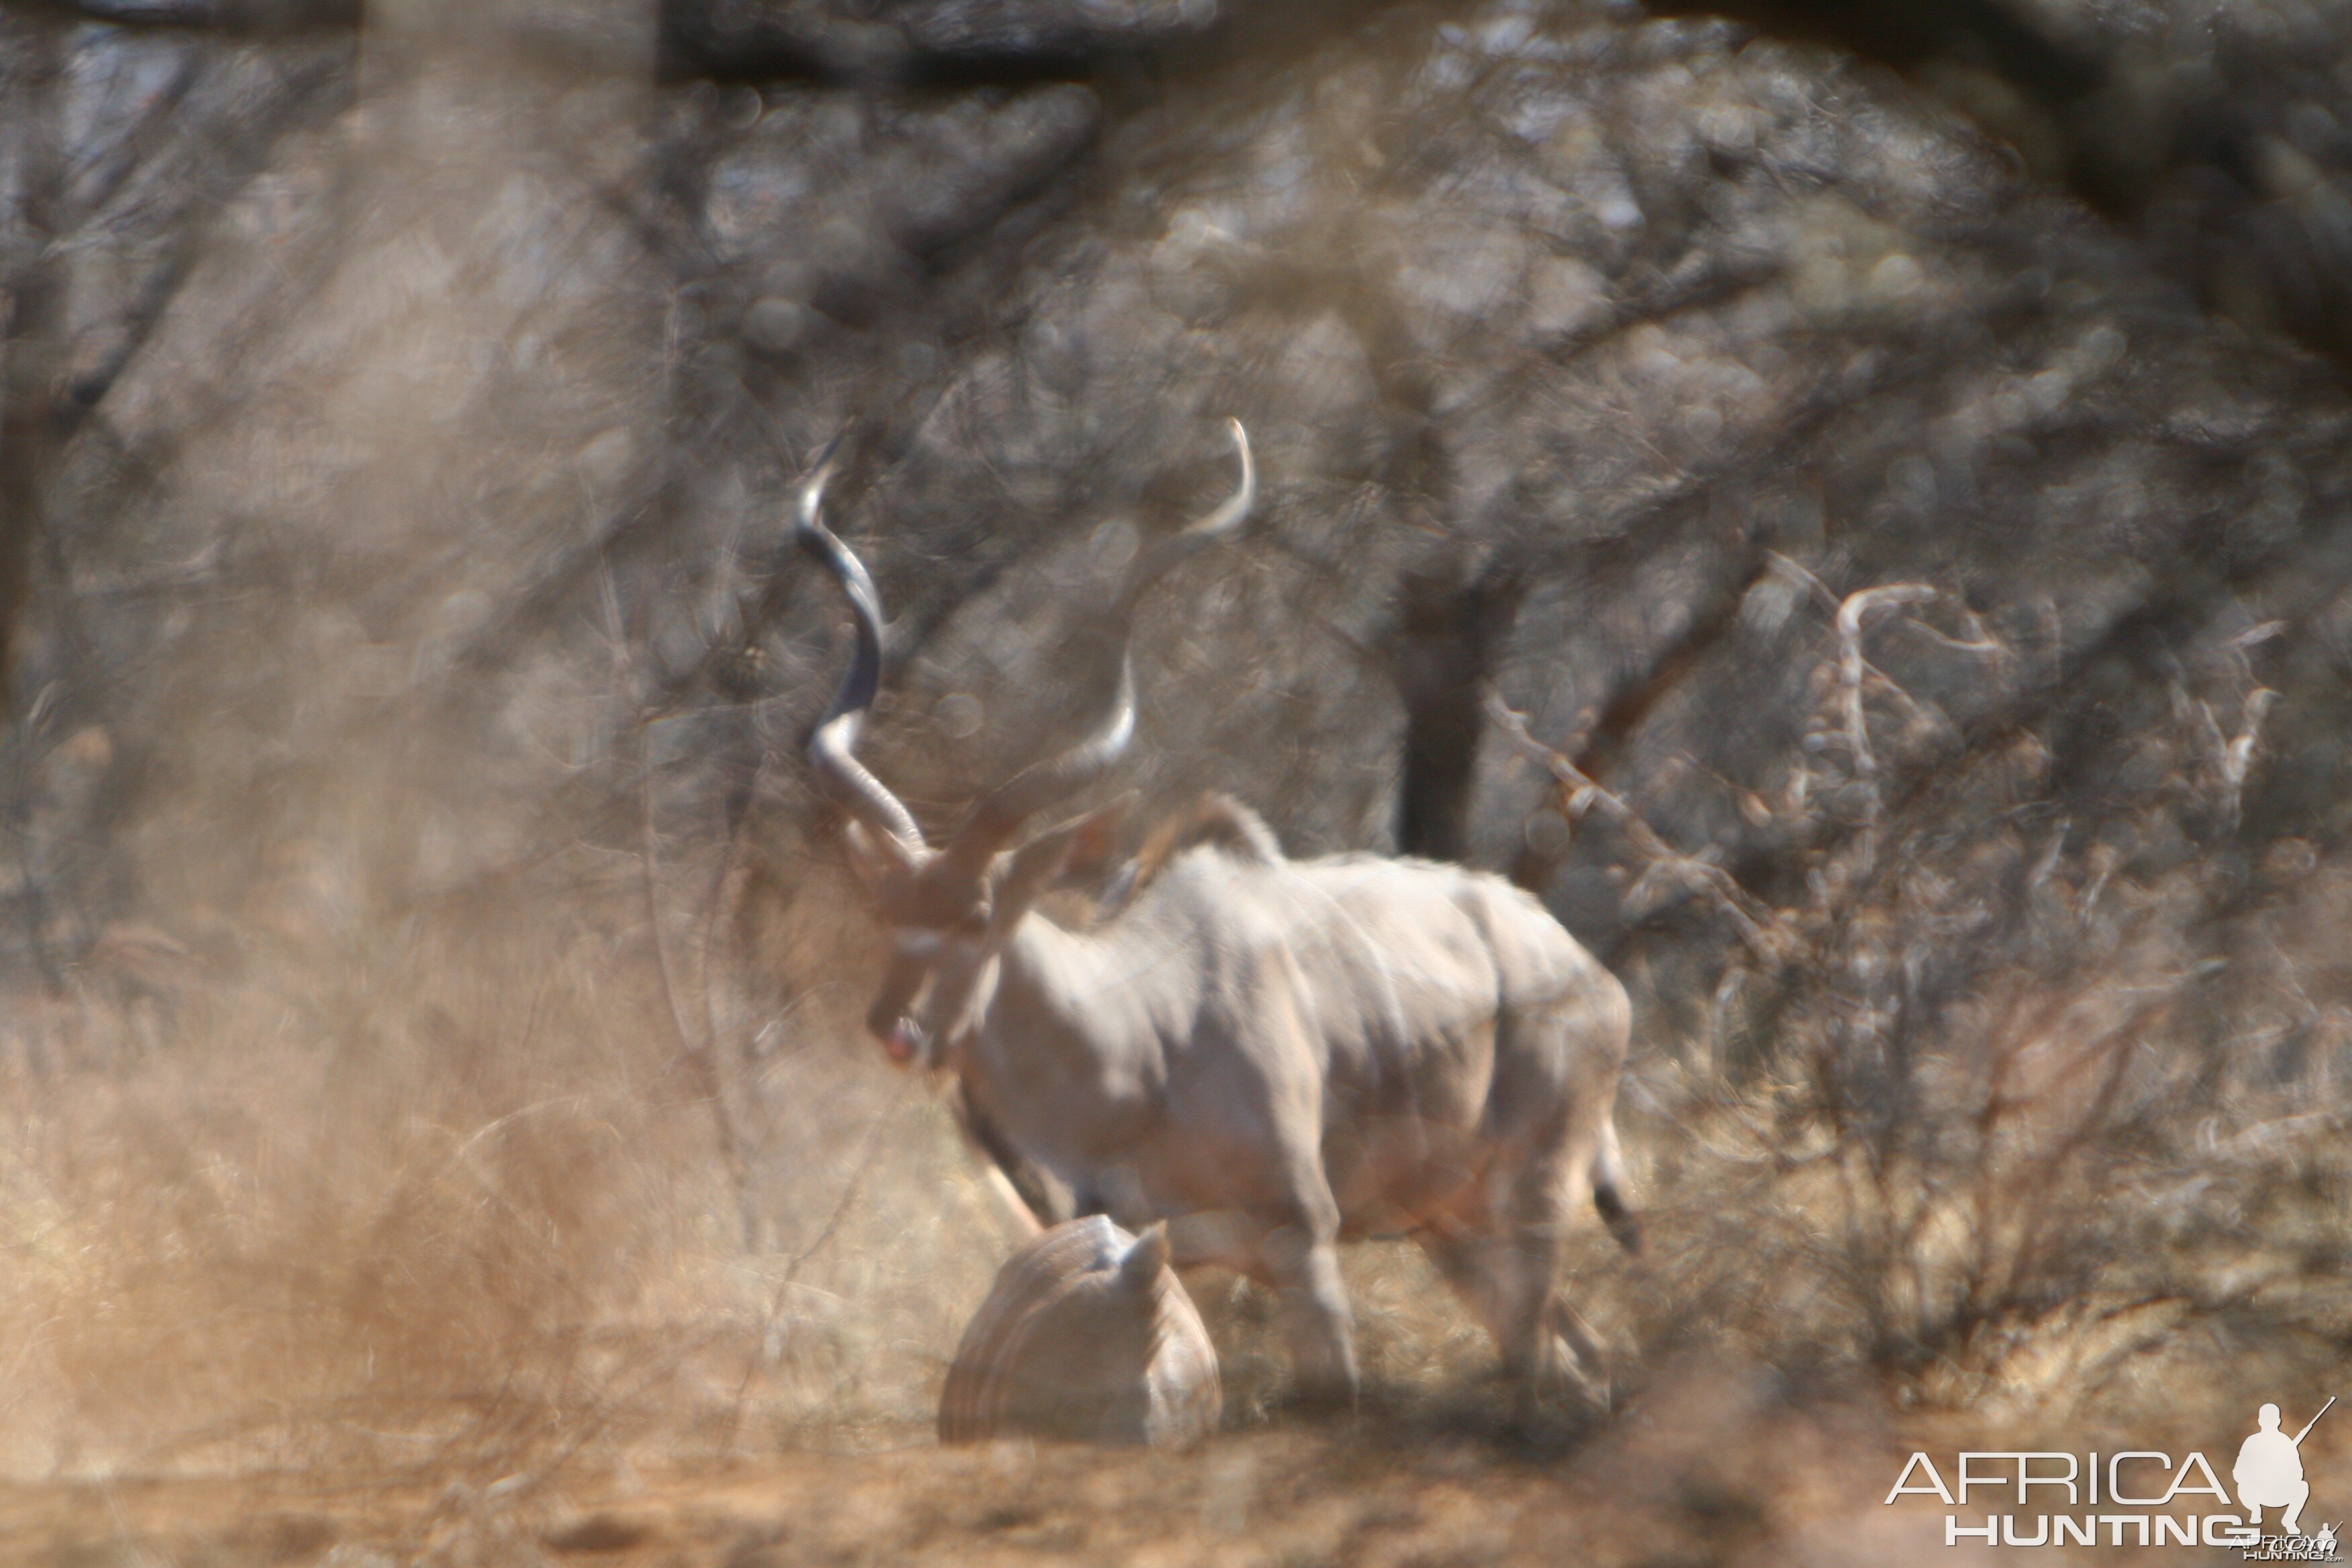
{"left": 0, "top": 1368, "right": 1926, "bottom": 1568}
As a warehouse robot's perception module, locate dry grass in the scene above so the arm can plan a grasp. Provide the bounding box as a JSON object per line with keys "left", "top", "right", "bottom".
{"left": 0, "top": 877, "right": 1012, "bottom": 1494}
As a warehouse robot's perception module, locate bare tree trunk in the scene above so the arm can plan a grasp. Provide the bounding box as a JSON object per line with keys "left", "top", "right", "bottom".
{"left": 1391, "top": 558, "right": 1522, "bottom": 864}
{"left": 0, "top": 15, "right": 66, "bottom": 709}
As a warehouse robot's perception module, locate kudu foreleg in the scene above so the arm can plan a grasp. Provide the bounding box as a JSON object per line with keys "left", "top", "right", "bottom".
{"left": 1261, "top": 1214, "right": 1359, "bottom": 1406}
{"left": 943, "top": 1081, "right": 1061, "bottom": 1240}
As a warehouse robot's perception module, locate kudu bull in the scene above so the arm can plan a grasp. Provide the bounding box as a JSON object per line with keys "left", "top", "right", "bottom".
{"left": 795, "top": 423, "right": 1637, "bottom": 1404}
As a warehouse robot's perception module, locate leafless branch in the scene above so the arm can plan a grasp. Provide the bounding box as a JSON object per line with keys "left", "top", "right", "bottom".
{"left": 1834, "top": 583, "right": 1935, "bottom": 867}
{"left": 1485, "top": 686, "right": 1790, "bottom": 964}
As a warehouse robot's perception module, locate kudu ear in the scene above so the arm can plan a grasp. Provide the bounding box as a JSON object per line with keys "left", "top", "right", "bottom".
{"left": 1119, "top": 1222, "right": 1171, "bottom": 1290}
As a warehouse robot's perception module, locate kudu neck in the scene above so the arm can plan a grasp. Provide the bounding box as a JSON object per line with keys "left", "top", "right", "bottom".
{"left": 983, "top": 906, "right": 1159, "bottom": 1075}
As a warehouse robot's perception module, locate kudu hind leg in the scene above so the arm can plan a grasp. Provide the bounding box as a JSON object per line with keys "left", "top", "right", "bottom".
{"left": 1421, "top": 1166, "right": 1609, "bottom": 1410}
{"left": 1505, "top": 1140, "right": 1615, "bottom": 1409}
{"left": 1487, "top": 987, "right": 1628, "bottom": 1407}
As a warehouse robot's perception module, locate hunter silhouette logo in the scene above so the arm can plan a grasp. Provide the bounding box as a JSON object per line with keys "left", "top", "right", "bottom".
{"left": 2239, "top": 1399, "right": 2331, "bottom": 1536}
{"left": 1883, "top": 1395, "right": 2339, "bottom": 1555}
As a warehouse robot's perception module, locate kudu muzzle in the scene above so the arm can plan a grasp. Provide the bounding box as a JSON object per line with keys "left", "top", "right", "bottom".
{"left": 867, "top": 934, "right": 942, "bottom": 1068}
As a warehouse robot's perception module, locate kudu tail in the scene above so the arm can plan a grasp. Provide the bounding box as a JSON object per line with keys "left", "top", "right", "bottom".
{"left": 1591, "top": 1117, "right": 1640, "bottom": 1255}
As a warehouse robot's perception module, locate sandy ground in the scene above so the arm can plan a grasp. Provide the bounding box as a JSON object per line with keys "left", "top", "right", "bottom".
{"left": 0, "top": 1364, "right": 1959, "bottom": 1568}
{"left": 12, "top": 1353, "right": 2335, "bottom": 1565}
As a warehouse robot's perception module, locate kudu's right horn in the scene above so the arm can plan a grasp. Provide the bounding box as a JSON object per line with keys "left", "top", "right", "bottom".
{"left": 943, "top": 420, "right": 1254, "bottom": 871}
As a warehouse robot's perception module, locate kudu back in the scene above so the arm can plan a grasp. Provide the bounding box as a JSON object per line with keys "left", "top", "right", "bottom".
{"left": 797, "top": 423, "right": 1637, "bottom": 1405}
